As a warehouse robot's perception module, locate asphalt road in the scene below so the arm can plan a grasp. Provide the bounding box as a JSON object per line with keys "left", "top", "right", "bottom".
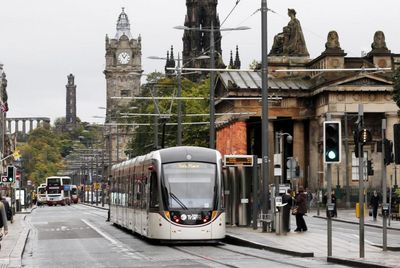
{"left": 22, "top": 205, "right": 351, "bottom": 268}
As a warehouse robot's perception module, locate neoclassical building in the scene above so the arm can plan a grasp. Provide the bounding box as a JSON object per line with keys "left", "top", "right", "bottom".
{"left": 215, "top": 10, "right": 400, "bottom": 200}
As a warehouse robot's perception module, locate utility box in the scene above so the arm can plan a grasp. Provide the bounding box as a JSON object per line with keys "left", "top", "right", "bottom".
{"left": 355, "top": 203, "right": 367, "bottom": 218}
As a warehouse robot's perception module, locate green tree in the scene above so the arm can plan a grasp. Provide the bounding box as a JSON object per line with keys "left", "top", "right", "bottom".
{"left": 18, "top": 127, "right": 65, "bottom": 186}
{"left": 126, "top": 73, "right": 209, "bottom": 156}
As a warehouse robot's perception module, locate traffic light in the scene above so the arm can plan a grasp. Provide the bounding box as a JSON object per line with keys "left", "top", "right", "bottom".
{"left": 367, "top": 160, "right": 374, "bottom": 176}
{"left": 384, "top": 138, "right": 394, "bottom": 166}
{"left": 323, "top": 121, "right": 341, "bottom": 163}
{"left": 359, "top": 128, "right": 372, "bottom": 144}
{"left": 394, "top": 124, "right": 400, "bottom": 164}
{"left": 7, "top": 166, "right": 15, "bottom": 183}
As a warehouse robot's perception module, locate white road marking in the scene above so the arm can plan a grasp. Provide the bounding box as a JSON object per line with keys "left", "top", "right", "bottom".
{"left": 81, "top": 219, "right": 150, "bottom": 260}
{"left": 351, "top": 234, "right": 376, "bottom": 245}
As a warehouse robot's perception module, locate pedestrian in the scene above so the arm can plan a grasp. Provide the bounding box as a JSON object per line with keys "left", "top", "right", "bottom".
{"left": 0, "top": 194, "right": 8, "bottom": 246}
{"left": 1, "top": 195, "right": 12, "bottom": 223}
{"left": 370, "top": 190, "right": 380, "bottom": 221}
{"left": 282, "top": 189, "right": 293, "bottom": 232}
{"left": 294, "top": 186, "right": 307, "bottom": 232}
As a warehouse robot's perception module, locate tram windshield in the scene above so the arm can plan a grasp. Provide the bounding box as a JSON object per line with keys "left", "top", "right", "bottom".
{"left": 163, "top": 162, "right": 216, "bottom": 209}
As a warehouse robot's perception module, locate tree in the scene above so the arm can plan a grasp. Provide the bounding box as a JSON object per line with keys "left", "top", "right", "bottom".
{"left": 18, "top": 127, "right": 65, "bottom": 186}
{"left": 126, "top": 73, "right": 209, "bottom": 156}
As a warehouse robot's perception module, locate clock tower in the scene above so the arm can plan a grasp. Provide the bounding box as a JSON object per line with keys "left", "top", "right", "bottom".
{"left": 104, "top": 8, "right": 142, "bottom": 162}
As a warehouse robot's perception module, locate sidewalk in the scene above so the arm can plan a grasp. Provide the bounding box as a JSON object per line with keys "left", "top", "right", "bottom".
{"left": 226, "top": 208, "right": 400, "bottom": 268}
{"left": 0, "top": 207, "right": 34, "bottom": 268}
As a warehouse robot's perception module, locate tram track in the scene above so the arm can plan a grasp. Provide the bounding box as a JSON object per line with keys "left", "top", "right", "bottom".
{"left": 171, "top": 243, "right": 311, "bottom": 268}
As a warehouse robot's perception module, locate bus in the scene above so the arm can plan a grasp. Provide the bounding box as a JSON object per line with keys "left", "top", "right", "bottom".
{"left": 37, "top": 184, "right": 47, "bottom": 205}
{"left": 46, "top": 176, "right": 72, "bottom": 206}
{"left": 110, "top": 146, "right": 225, "bottom": 242}
{"left": 71, "top": 185, "right": 79, "bottom": 204}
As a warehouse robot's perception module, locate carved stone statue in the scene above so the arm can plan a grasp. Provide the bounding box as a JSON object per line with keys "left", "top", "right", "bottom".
{"left": 269, "top": 9, "right": 309, "bottom": 57}
{"left": 325, "top": 31, "right": 341, "bottom": 50}
{"left": 371, "top": 31, "right": 388, "bottom": 50}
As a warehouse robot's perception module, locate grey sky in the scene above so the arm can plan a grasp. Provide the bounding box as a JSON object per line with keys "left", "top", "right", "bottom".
{"left": 0, "top": 0, "right": 399, "bottom": 124}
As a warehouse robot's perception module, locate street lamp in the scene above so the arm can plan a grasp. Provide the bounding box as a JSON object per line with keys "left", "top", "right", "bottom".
{"left": 174, "top": 24, "right": 250, "bottom": 149}
{"left": 261, "top": 0, "right": 270, "bottom": 232}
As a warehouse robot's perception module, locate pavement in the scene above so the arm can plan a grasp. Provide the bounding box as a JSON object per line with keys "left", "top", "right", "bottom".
{"left": 0, "top": 207, "right": 35, "bottom": 268}
{"left": 2, "top": 203, "right": 400, "bottom": 268}
{"left": 226, "top": 208, "right": 400, "bottom": 268}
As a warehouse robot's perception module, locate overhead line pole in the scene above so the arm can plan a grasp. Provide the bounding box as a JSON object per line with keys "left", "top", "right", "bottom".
{"left": 261, "top": 0, "right": 270, "bottom": 232}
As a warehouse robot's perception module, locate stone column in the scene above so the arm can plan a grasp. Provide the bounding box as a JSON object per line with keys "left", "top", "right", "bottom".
{"left": 6, "top": 120, "right": 11, "bottom": 133}
{"left": 29, "top": 120, "right": 33, "bottom": 132}
{"left": 22, "top": 119, "right": 26, "bottom": 135}
{"left": 293, "top": 120, "right": 305, "bottom": 186}
{"left": 385, "top": 112, "right": 398, "bottom": 186}
{"left": 15, "top": 120, "right": 19, "bottom": 133}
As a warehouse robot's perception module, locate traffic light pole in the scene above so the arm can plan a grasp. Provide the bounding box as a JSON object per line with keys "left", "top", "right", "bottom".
{"left": 381, "top": 119, "right": 387, "bottom": 251}
{"left": 357, "top": 104, "right": 365, "bottom": 258}
{"left": 326, "top": 114, "right": 333, "bottom": 257}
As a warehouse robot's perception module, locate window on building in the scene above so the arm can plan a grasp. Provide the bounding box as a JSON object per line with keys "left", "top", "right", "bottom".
{"left": 351, "top": 151, "right": 368, "bottom": 181}
{"left": 121, "top": 90, "right": 130, "bottom": 97}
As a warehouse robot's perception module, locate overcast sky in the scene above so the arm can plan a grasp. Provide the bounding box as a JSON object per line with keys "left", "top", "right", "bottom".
{"left": 0, "top": 0, "right": 399, "bottom": 125}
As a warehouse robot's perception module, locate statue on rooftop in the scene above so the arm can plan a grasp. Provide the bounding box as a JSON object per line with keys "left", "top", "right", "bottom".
{"left": 269, "top": 9, "right": 309, "bottom": 57}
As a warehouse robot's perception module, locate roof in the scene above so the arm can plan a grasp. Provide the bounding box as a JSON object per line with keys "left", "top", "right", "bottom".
{"left": 218, "top": 71, "right": 312, "bottom": 91}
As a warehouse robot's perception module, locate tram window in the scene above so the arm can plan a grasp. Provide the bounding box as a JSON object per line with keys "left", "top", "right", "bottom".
{"left": 150, "top": 172, "right": 159, "bottom": 208}
{"left": 163, "top": 162, "right": 216, "bottom": 209}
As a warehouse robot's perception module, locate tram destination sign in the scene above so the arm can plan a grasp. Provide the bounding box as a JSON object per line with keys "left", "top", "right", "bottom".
{"left": 224, "top": 155, "right": 254, "bottom": 167}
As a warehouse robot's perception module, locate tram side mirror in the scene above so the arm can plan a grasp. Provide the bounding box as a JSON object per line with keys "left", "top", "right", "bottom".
{"left": 382, "top": 204, "right": 390, "bottom": 217}
{"left": 327, "top": 204, "right": 335, "bottom": 218}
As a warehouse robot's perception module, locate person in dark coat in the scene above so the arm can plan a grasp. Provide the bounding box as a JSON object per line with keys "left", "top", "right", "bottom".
{"left": 370, "top": 190, "right": 380, "bottom": 221}
{"left": 294, "top": 186, "right": 307, "bottom": 232}
{"left": 282, "top": 189, "right": 293, "bottom": 232}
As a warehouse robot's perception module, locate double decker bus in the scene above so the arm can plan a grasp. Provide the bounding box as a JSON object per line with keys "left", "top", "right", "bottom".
{"left": 46, "top": 176, "right": 72, "bottom": 206}
{"left": 37, "top": 184, "right": 47, "bottom": 205}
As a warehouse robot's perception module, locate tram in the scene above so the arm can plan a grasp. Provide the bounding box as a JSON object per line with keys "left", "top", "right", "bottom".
{"left": 110, "top": 146, "right": 225, "bottom": 241}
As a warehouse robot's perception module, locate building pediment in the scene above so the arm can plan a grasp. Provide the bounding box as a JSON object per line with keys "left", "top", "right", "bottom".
{"left": 336, "top": 74, "right": 392, "bottom": 87}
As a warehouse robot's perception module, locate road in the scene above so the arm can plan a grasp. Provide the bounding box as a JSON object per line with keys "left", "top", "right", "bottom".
{"left": 22, "top": 205, "right": 351, "bottom": 267}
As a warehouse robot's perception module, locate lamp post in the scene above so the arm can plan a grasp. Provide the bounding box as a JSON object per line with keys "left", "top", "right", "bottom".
{"left": 261, "top": 0, "right": 270, "bottom": 232}
{"left": 174, "top": 24, "right": 250, "bottom": 149}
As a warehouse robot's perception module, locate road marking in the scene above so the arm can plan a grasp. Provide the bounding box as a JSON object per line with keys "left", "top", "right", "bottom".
{"left": 351, "top": 234, "right": 375, "bottom": 245}
{"left": 81, "top": 219, "right": 149, "bottom": 260}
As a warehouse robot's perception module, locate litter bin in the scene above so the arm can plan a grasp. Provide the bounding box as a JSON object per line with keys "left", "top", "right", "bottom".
{"left": 275, "top": 203, "right": 287, "bottom": 235}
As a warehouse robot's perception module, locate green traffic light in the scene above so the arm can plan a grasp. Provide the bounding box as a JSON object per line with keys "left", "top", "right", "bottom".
{"left": 327, "top": 150, "right": 337, "bottom": 160}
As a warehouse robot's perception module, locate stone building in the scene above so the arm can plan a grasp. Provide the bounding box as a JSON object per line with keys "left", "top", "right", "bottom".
{"left": 104, "top": 8, "right": 142, "bottom": 163}
{"left": 182, "top": 0, "right": 225, "bottom": 79}
{"left": 215, "top": 9, "right": 400, "bottom": 210}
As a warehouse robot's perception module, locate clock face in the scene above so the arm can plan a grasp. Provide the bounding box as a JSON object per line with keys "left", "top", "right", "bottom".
{"left": 118, "top": 52, "right": 130, "bottom": 64}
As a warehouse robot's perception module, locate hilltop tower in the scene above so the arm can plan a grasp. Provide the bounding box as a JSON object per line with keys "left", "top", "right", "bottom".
{"left": 65, "top": 74, "right": 76, "bottom": 129}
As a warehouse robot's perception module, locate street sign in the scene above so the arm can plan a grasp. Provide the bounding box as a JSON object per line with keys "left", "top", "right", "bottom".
{"left": 1, "top": 176, "right": 8, "bottom": 183}
{"left": 224, "top": 155, "right": 254, "bottom": 167}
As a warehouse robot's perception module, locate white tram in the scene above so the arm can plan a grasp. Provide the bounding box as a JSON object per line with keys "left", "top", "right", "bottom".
{"left": 110, "top": 146, "right": 225, "bottom": 241}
